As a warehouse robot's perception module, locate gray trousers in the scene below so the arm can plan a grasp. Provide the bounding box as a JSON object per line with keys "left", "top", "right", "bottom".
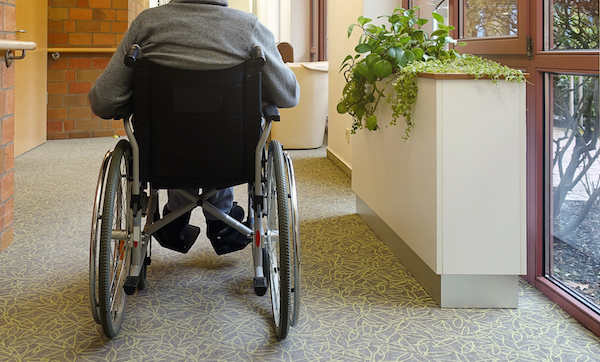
{"left": 166, "top": 187, "right": 233, "bottom": 221}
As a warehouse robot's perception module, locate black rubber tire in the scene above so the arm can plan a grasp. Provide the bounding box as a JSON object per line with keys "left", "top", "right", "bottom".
{"left": 266, "top": 140, "right": 292, "bottom": 339}
{"left": 98, "top": 140, "right": 132, "bottom": 338}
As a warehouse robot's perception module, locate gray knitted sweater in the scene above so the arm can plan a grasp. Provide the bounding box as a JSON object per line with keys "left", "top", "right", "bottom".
{"left": 89, "top": 0, "right": 300, "bottom": 119}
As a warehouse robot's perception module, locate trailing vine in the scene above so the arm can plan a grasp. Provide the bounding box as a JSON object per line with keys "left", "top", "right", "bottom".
{"left": 337, "top": 5, "right": 527, "bottom": 139}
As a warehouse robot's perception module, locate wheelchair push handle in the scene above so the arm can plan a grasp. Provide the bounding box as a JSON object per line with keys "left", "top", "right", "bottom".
{"left": 124, "top": 44, "right": 141, "bottom": 67}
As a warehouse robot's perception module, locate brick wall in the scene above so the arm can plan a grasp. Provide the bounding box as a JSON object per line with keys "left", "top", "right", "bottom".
{"left": 47, "top": 0, "right": 148, "bottom": 140}
{"left": 0, "top": 0, "right": 16, "bottom": 252}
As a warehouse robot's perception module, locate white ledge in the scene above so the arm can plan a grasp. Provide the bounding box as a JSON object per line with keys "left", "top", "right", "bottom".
{"left": 0, "top": 40, "right": 37, "bottom": 51}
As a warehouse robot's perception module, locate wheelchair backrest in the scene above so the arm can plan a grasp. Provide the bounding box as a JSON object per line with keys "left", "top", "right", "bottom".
{"left": 130, "top": 51, "right": 263, "bottom": 189}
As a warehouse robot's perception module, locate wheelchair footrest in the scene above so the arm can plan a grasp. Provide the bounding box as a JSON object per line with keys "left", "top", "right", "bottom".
{"left": 123, "top": 276, "right": 139, "bottom": 295}
{"left": 254, "top": 277, "right": 268, "bottom": 296}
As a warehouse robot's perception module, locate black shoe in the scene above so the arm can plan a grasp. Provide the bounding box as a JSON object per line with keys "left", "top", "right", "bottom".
{"left": 153, "top": 206, "right": 199, "bottom": 254}
{"left": 207, "top": 203, "right": 251, "bottom": 255}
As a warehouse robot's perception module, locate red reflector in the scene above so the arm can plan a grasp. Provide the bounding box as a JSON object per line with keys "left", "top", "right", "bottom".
{"left": 255, "top": 233, "right": 260, "bottom": 248}
{"left": 134, "top": 241, "right": 138, "bottom": 248}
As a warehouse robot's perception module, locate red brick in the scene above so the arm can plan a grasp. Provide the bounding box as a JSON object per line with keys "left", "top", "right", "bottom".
{"left": 69, "top": 33, "right": 92, "bottom": 45}
{"left": 93, "top": 9, "right": 115, "bottom": 21}
{"left": 69, "top": 106, "right": 92, "bottom": 119}
{"left": 92, "top": 129, "right": 116, "bottom": 137}
{"left": 112, "top": 21, "right": 128, "bottom": 33}
{"left": 5, "top": 88, "right": 14, "bottom": 115}
{"left": 76, "top": 20, "right": 99, "bottom": 32}
{"left": 48, "top": 20, "right": 64, "bottom": 32}
{"left": 64, "top": 94, "right": 88, "bottom": 107}
{"left": 92, "top": 33, "right": 115, "bottom": 46}
{"left": 64, "top": 120, "right": 75, "bottom": 131}
{"left": 48, "top": 94, "right": 64, "bottom": 107}
{"left": 3, "top": 4, "right": 15, "bottom": 32}
{"left": 0, "top": 226, "right": 14, "bottom": 253}
{"left": 47, "top": 70, "right": 64, "bottom": 82}
{"left": 115, "top": 34, "right": 124, "bottom": 44}
{"left": 69, "top": 82, "right": 92, "bottom": 94}
{"left": 2, "top": 64, "right": 13, "bottom": 88}
{"left": 48, "top": 82, "right": 69, "bottom": 94}
{"left": 64, "top": 70, "right": 76, "bottom": 82}
{"left": 47, "top": 107, "right": 68, "bottom": 120}
{"left": 48, "top": 8, "right": 69, "bottom": 20}
{"left": 4, "top": 198, "right": 13, "bottom": 227}
{"left": 89, "top": 0, "right": 111, "bottom": 8}
{"left": 114, "top": 128, "right": 126, "bottom": 137}
{"left": 49, "top": 57, "right": 69, "bottom": 70}
{"left": 48, "top": 32, "right": 69, "bottom": 45}
{"left": 69, "top": 8, "right": 93, "bottom": 20}
{"left": 116, "top": 9, "right": 127, "bottom": 21}
{"left": 2, "top": 171, "right": 13, "bottom": 203}
{"left": 52, "top": 0, "right": 77, "bottom": 6}
{"left": 113, "top": 0, "right": 127, "bottom": 9}
{"left": 47, "top": 132, "right": 68, "bottom": 140}
{"left": 100, "top": 21, "right": 111, "bottom": 32}
{"left": 76, "top": 69, "right": 100, "bottom": 82}
{"left": 0, "top": 90, "right": 6, "bottom": 118}
{"left": 77, "top": 0, "right": 88, "bottom": 7}
{"left": 47, "top": 120, "right": 64, "bottom": 133}
{"left": 69, "top": 57, "right": 92, "bottom": 69}
{"left": 3, "top": 143, "right": 12, "bottom": 174}
{"left": 64, "top": 20, "right": 76, "bottom": 32}
{"left": 1, "top": 116, "right": 13, "bottom": 145}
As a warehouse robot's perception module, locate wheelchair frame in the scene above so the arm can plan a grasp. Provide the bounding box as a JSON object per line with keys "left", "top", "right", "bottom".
{"left": 89, "top": 47, "right": 301, "bottom": 340}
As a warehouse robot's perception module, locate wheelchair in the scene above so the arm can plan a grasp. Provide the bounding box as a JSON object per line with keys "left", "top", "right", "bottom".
{"left": 89, "top": 45, "right": 301, "bottom": 339}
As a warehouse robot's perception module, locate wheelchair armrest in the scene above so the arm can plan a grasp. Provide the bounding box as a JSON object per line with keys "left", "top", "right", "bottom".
{"left": 114, "top": 105, "right": 132, "bottom": 120}
{"left": 262, "top": 103, "right": 280, "bottom": 122}
{"left": 124, "top": 44, "right": 141, "bottom": 67}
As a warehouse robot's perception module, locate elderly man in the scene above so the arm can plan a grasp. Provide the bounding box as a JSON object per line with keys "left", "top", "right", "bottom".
{"left": 89, "top": 0, "right": 299, "bottom": 254}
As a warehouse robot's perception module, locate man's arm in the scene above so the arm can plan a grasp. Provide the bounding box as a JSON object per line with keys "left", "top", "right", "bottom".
{"left": 88, "top": 31, "right": 136, "bottom": 119}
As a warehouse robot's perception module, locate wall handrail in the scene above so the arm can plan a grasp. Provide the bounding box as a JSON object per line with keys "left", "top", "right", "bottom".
{"left": 0, "top": 40, "right": 38, "bottom": 67}
{"left": 47, "top": 47, "right": 117, "bottom": 61}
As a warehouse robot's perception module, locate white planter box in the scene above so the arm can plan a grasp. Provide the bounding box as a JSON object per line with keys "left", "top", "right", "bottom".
{"left": 352, "top": 74, "right": 527, "bottom": 307}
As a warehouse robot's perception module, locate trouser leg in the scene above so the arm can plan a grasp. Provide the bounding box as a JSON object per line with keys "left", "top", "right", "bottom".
{"left": 166, "top": 187, "right": 234, "bottom": 220}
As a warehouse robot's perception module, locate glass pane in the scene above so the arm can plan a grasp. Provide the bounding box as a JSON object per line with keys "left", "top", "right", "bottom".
{"left": 463, "top": 0, "right": 518, "bottom": 38}
{"left": 410, "top": 0, "right": 450, "bottom": 33}
{"left": 548, "top": 0, "right": 599, "bottom": 50}
{"left": 546, "top": 73, "right": 600, "bottom": 310}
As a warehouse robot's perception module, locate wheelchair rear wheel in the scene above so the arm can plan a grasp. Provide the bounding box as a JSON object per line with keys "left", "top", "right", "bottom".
{"left": 98, "top": 140, "right": 133, "bottom": 338}
{"left": 284, "top": 152, "right": 301, "bottom": 327}
{"left": 89, "top": 150, "right": 112, "bottom": 325}
{"left": 265, "top": 140, "right": 292, "bottom": 339}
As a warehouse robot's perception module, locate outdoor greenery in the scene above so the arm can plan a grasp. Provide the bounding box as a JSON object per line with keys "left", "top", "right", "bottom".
{"left": 336, "top": 6, "right": 526, "bottom": 139}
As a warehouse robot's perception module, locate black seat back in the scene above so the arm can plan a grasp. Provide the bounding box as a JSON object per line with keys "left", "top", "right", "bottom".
{"left": 131, "top": 56, "right": 263, "bottom": 189}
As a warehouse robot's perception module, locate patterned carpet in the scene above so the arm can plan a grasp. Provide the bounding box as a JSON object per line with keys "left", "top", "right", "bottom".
{"left": 1, "top": 137, "right": 599, "bottom": 361}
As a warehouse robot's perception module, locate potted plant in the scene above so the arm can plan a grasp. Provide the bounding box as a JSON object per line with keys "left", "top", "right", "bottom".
{"left": 345, "top": 6, "right": 529, "bottom": 308}
{"left": 336, "top": 5, "right": 527, "bottom": 139}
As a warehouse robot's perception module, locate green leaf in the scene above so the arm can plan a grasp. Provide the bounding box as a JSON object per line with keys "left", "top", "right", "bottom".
{"left": 457, "top": 42, "right": 467, "bottom": 46}
{"left": 396, "top": 50, "right": 408, "bottom": 67}
{"left": 365, "top": 24, "right": 379, "bottom": 33}
{"left": 405, "top": 50, "right": 415, "bottom": 63}
{"left": 336, "top": 102, "right": 347, "bottom": 114}
{"left": 412, "top": 48, "right": 424, "bottom": 60}
{"left": 357, "top": 61, "right": 370, "bottom": 76}
{"left": 365, "top": 53, "right": 380, "bottom": 67}
{"left": 358, "top": 16, "right": 372, "bottom": 26}
{"left": 366, "top": 115, "right": 378, "bottom": 131}
{"left": 373, "top": 60, "right": 393, "bottom": 78}
{"left": 387, "top": 47, "right": 397, "bottom": 58}
{"left": 347, "top": 23, "right": 357, "bottom": 38}
{"left": 355, "top": 43, "right": 372, "bottom": 53}
{"left": 339, "top": 55, "right": 353, "bottom": 72}
{"left": 355, "top": 105, "right": 366, "bottom": 120}
{"left": 431, "top": 29, "right": 449, "bottom": 38}
{"left": 432, "top": 12, "right": 444, "bottom": 24}
{"left": 399, "top": 35, "right": 412, "bottom": 43}
{"left": 416, "top": 18, "right": 428, "bottom": 26}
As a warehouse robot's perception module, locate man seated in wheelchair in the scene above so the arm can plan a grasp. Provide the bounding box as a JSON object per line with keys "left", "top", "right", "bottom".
{"left": 88, "top": 0, "right": 299, "bottom": 255}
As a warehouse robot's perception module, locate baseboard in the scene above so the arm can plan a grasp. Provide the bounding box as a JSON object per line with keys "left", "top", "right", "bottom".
{"left": 356, "top": 196, "right": 519, "bottom": 308}
{"left": 326, "top": 148, "right": 351, "bottom": 178}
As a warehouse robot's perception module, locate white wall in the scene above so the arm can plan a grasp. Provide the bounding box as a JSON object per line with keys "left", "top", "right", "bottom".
{"left": 229, "top": 0, "right": 253, "bottom": 13}
{"left": 327, "top": 0, "right": 397, "bottom": 171}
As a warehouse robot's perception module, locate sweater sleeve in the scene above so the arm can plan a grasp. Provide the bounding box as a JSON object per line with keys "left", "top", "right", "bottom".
{"left": 88, "top": 28, "right": 137, "bottom": 119}
{"left": 250, "top": 20, "right": 300, "bottom": 109}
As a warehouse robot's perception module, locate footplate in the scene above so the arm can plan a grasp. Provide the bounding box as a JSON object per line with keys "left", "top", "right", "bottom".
{"left": 254, "top": 277, "right": 268, "bottom": 296}
{"left": 123, "top": 276, "right": 139, "bottom": 295}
